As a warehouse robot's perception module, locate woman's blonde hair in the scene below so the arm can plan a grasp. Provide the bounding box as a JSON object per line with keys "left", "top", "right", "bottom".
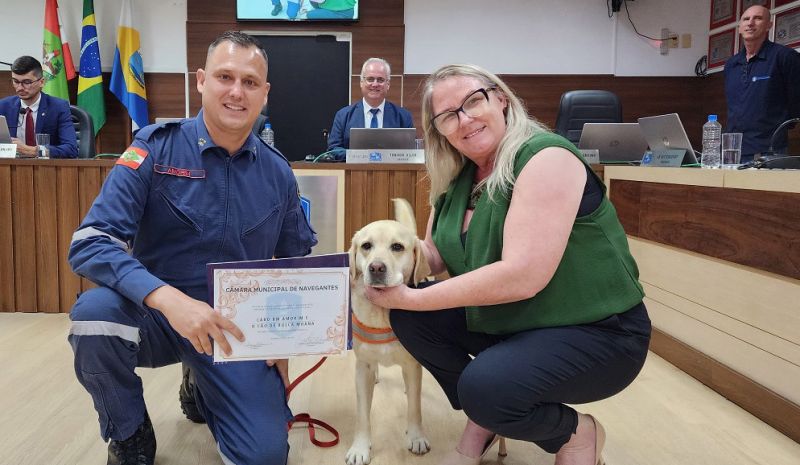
{"left": 421, "top": 64, "right": 549, "bottom": 205}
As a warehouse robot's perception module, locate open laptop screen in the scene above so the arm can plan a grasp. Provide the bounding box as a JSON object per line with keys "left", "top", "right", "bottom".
{"left": 0, "top": 116, "right": 13, "bottom": 144}
{"left": 349, "top": 128, "right": 417, "bottom": 150}
{"left": 637, "top": 113, "right": 699, "bottom": 164}
{"left": 578, "top": 123, "right": 648, "bottom": 163}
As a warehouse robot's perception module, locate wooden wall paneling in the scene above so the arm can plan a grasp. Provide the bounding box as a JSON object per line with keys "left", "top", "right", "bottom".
{"left": 366, "top": 170, "right": 391, "bottom": 225}
{"left": 146, "top": 73, "right": 188, "bottom": 121}
{"left": 0, "top": 165, "right": 14, "bottom": 312}
{"left": 389, "top": 170, "right": 416, "bottom": 221}
{"left": 613, "top": 180, "right": 800, "bottom": 280}
{"left": 57, "top": 167, "right": 82, "bottom": 313}
{"left": 77, "top": 167, "right": 104, "bottom": 292}
{"left": 187, "top": 25, "right": 404, "bottom": 73}
{"left": 702, "top": 73, "right": 727, "bottom": 129}
{"left": 607, "top": 179, "right": 642, "bottom": 236}
{"left": 345, "top": 170, "right": 368, "bottom": 243}
{"left": 33, "top": 166, "right": 60, "bottom": 313}
{"left": 349, "top": 27, "right": 405, "bottom": 75}
{"left": 12, "top": 166, "right": 37, "bottom": 312}
{"left": 638, "top": 182, "right": 800, "bottom": 280}
{"left": 413, "top": 172, "right": 431, "bottom": 238}
{"left": 403, "top": 75, "right": 707, "bottom": 148}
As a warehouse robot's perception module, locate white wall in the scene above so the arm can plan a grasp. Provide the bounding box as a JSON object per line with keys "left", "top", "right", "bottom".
{"left": 1, "top": 0, "right": 710, "bottom": 77}
{"left": 0, "top": 0, "right": 187, "bottom": 73}
{"left": 405, "top": 0, "right": 711, "bottom": 76}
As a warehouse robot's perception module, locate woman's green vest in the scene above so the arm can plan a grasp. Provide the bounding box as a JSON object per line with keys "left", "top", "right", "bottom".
{"left": 432, "top": 133, "right": 644, "bottom": 334}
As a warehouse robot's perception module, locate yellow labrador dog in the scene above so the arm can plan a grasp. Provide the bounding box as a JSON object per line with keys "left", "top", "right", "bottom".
{"left": 346, "top": 198, "right": 432, "bottom": 465}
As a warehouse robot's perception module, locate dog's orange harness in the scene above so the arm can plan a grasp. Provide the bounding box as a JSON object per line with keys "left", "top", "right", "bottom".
{"left": 352, "top": 313, "right": 398, "bottom": 344}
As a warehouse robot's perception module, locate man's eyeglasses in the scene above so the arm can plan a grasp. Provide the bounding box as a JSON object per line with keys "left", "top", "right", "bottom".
{"left": 362, "top": 76, "right": 387, "bottom": 85}
{"left": 11, "top": 77, "right": 43, "bottom": 88}
{"left": 431, "top": 87, "right": 497, "bottom": 136}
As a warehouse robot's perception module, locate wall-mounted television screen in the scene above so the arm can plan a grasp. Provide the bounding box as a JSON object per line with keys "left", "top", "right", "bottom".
{"left": 237, "top": 0, "right": 359, "bottom": 21}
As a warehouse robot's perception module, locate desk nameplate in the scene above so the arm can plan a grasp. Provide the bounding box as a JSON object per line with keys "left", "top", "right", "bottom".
{"left": 346, "top": 149, "right": 424, "bottom": 164}
{"left": 641, "top": 149, "right": 686, "bottom": 167}
{"left": 0, "top": 143, "right": 17, "bottom": 158}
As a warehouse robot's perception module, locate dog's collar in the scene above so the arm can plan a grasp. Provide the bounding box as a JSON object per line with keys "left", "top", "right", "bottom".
{"left": 352, "top": 313, "right": 398, "bottom": 344}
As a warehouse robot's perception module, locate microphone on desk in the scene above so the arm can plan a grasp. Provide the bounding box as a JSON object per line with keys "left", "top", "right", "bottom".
{"left": 737, "top": 117, "right": 800, "bottom": 169}
{"left": 766, "top": 117, "right": 800, "bottom": 157}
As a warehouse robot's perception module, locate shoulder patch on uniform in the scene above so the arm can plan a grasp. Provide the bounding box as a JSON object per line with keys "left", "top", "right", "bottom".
{"left": 116, "top": 146, "right": 149, "bottom": 170}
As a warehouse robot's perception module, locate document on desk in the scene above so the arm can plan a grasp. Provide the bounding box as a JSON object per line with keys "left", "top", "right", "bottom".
{"left": 207, "top": 253, "right": 350, "bottom": 362}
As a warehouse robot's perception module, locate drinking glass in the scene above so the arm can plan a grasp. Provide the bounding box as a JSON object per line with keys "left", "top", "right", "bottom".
{"left": 35, "top": 133, "right": 50, "bottom": 158}
{"left": 721, "top": 133, "right": 742, "bottom": 169}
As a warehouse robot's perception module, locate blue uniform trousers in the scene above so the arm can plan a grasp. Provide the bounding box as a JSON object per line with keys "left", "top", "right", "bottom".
{"left": 389, "top": 297, "right": 651, "bottom": 454}
{"left": 68, "top": 286, "right": 292, "bottom": 465}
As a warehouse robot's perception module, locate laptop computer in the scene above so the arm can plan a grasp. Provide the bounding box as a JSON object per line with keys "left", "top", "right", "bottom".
{"left": 349, "top": 128, "right": 417, "bottom": 150}
{"left": 637, "top": 113, "right": 699, "bottom": 164}
{"left": 578, "top": 123, "right": 649, "bottom": 164}
{"left": 0, "top": 116, "right": 13, "bottom": 143}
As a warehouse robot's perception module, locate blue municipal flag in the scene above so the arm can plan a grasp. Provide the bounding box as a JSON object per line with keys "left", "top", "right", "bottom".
{"left": 77, "top": 0, "right": 105, "bottom": 135}
{"left": 109, "top": 0, "right": 148, "bottom": 130}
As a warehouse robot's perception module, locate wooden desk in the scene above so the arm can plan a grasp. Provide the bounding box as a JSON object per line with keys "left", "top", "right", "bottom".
{"left": 604, "top": 166, "right": 800, "bottom": 442}
{"left": 0, "top": 159, "right": 431, "bottom": 314}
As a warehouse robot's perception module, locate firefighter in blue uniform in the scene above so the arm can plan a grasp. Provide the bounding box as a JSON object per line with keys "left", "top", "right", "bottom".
{"left": 67, "top": 31, "right": 317, "bottom": 465}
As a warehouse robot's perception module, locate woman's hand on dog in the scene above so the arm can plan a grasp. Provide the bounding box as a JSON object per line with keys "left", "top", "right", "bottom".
{"left": 364, "top": 284, "right": 416, "bottom": 310}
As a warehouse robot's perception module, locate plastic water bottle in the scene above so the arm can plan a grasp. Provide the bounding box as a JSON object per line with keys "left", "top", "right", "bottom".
{"left": 260, "top": 122, "right": 275, "bottom": 147}
{"left": 701, "top": 115, "right": 721, "bottom": 169}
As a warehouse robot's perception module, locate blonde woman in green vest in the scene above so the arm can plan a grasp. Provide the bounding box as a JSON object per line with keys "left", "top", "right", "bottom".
{"left": 364, "top": 64, "right": 651, "bottom": 465}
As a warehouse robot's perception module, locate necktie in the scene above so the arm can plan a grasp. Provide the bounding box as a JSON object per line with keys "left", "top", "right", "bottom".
{"left": 369, "top": 108, "right": 379, "bottom": 128}
{"left": 25, "top": 108, "right": 35, "bottom": 147}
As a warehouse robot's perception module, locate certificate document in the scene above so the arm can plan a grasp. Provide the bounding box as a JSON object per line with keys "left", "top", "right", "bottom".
{"left": 207, "top": 253, "right": 350, "bottom": 362}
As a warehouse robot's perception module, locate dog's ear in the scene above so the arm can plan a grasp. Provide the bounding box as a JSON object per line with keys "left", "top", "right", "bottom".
{"left": 411, "top": 238, "right": 432, "bottom": 285}
{"left": 348, "top": 232, "right": 361, "bottom": 281}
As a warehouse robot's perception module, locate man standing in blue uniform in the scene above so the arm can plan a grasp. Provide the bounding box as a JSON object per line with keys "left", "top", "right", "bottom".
{"left": 724, "top": 4, "right": 800, "bottom": 162}
{"left": 67, "top": 31, "right": 317, "bottom": 465}
{"left": 326, "top": 57, "right": 414, "bottom": 151}
{"left": 0, "top": 55, "right": 78, "bottom": 158}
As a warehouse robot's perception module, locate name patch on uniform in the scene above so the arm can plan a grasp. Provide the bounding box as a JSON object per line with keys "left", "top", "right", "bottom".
{"left": 154, "top": 164, "right": 206, "bottom": 179}
{"left": 116, "top": 146, "right": 149, "bottom": 169}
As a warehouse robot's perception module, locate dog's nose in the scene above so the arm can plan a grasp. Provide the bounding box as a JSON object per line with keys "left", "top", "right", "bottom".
{"left": 368, "top": 261, "right": 387, "bottom": 275}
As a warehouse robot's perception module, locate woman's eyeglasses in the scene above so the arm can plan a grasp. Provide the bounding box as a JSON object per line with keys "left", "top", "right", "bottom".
{"left": 431, "top": 87, "right": 496, "bottom": 136}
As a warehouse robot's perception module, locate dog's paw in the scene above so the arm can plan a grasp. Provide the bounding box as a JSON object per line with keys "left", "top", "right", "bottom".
{"left": 345, "top": 440, "right": 372, "bottom": 465}
{"left": 406, "top": 432, "right": 430, "bottom": 455}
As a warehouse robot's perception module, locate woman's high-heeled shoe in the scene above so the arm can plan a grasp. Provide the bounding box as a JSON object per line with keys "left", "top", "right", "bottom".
{"left": 587, "top": 414, "right": 606, "bottom": 465}
{"left": 438, "top": 435, "right": 508, "bottom": 465}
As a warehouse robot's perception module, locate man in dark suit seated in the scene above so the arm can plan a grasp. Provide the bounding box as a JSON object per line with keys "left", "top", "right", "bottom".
{"left": 0, "top": 56, "right": 78, "bottom": 158}
{"left": 327, "top": 57, "right": 414, "bottom": 150}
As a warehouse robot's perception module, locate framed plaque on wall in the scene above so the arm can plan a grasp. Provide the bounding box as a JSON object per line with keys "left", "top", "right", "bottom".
{"left": 711, "top": 0, "right": 737, "bottom": 29}
{"left": 740, "top": 0, "right": 772, "bottom": 17}
{"left": 708, "top": 29, "right": 737, "bottom": 68}
{"left": 774, "top": 0, "right": 794, "bottom": 8}
{"left": 775, "top": 6, "right": 800, "bottom": 49}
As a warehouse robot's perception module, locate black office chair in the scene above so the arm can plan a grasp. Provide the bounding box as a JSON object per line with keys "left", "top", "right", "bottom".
{"left": 69, "top": 105, "right": 96, "bottom": 159}
{"left": 554, "top": 90, "right": 622, "bottom": 144}
{"left": 252, "top": 104, "right": 269, "bottom": 136}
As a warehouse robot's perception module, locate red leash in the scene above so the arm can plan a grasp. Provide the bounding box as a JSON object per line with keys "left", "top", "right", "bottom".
{"left": 285, "top": 357, "right": 339, "bottom": 447}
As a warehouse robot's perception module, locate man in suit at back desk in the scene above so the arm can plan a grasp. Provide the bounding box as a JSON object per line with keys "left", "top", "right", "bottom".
{"left": 0, "top": 56, "right": 77, "bottom": 158}
{"left": 326, "top": 57, "right": 414, "bottom": 151}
